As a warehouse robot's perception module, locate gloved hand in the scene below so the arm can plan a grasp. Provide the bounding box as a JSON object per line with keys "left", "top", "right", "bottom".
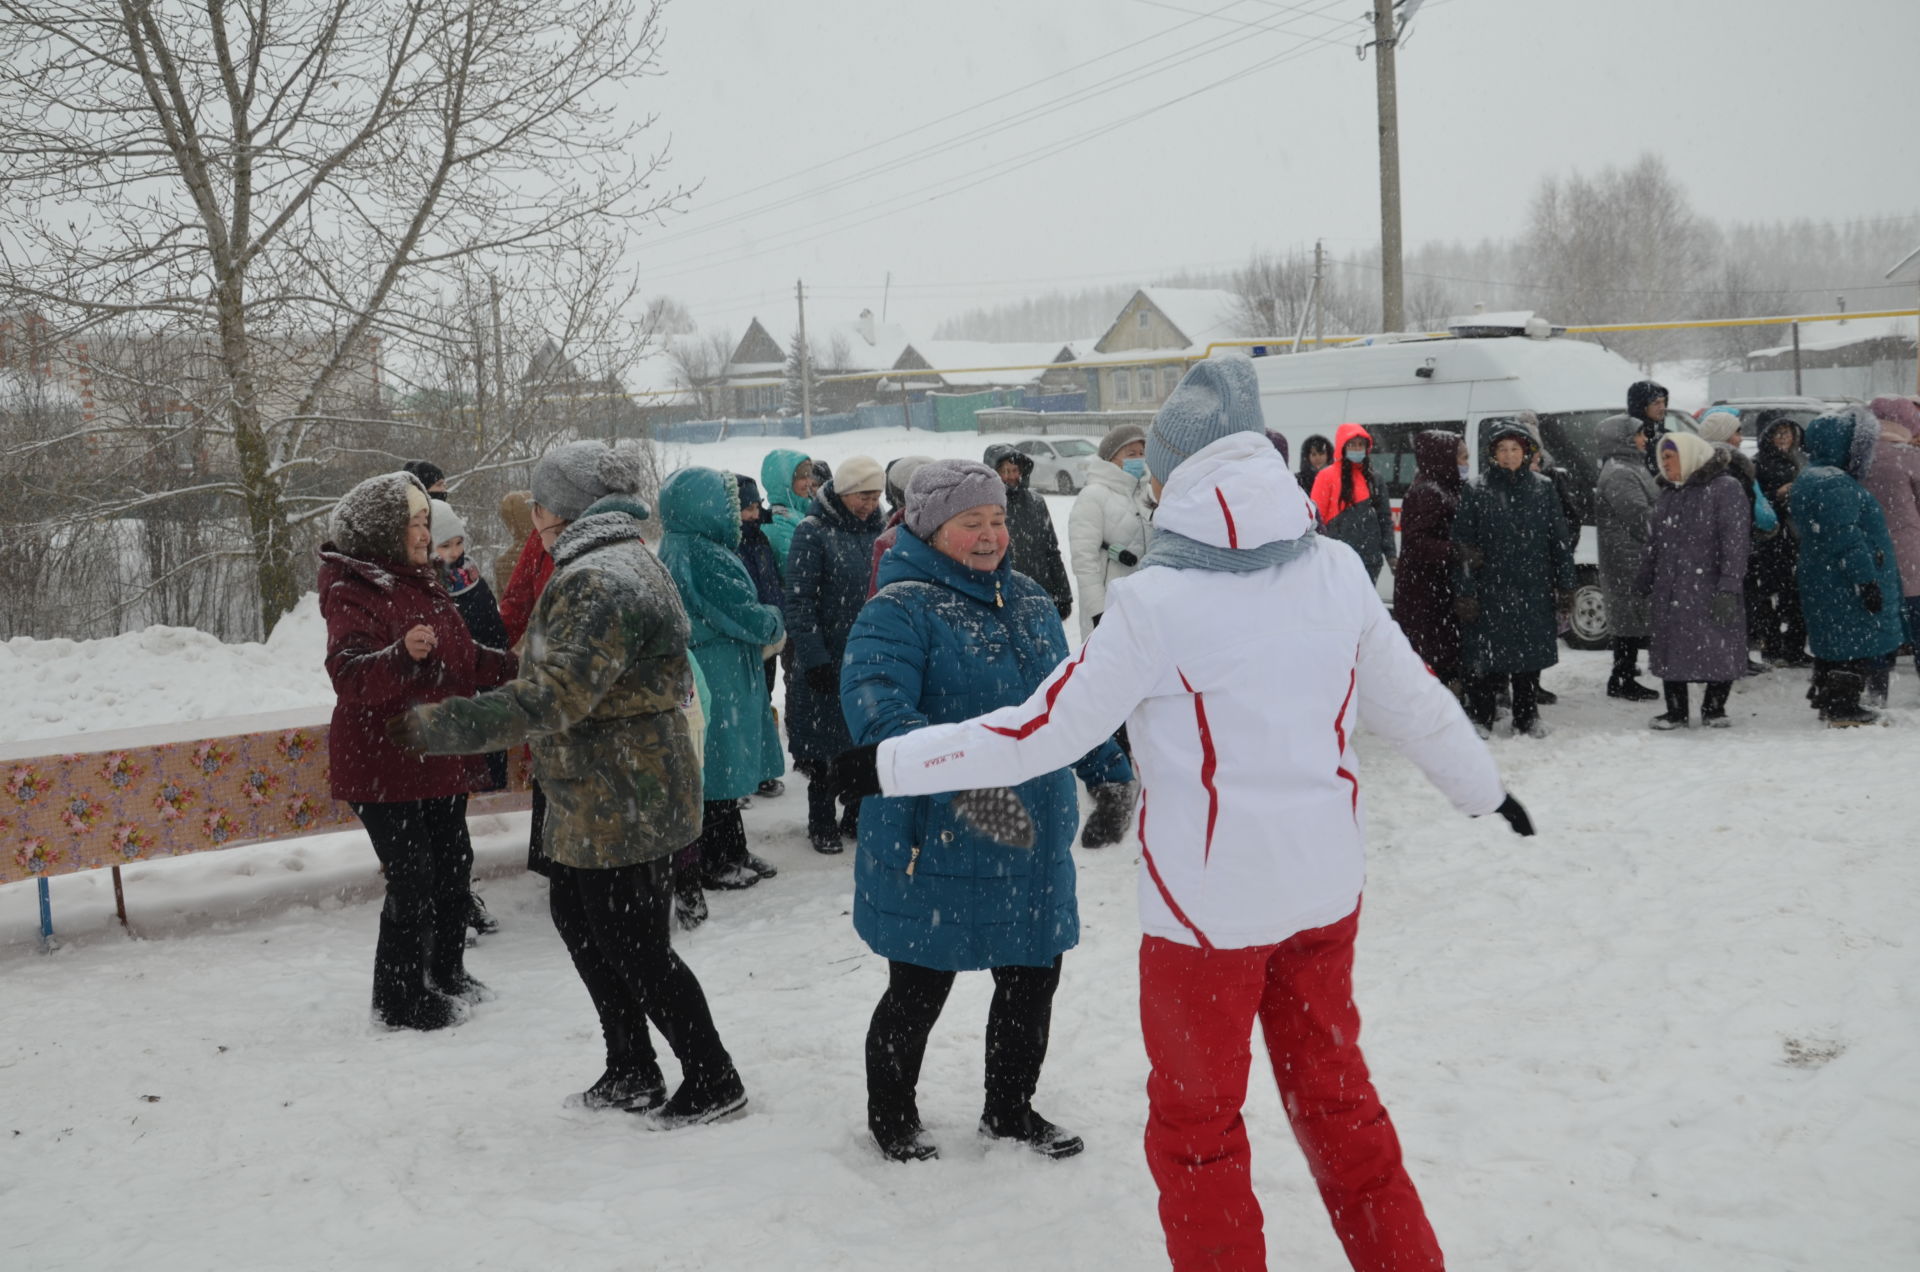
{"left": 1862, "top": 581, "right": 1884, "bottom": 615}
{"left": 1108, "top": 545, "right": 1139, "bottom": 568}
{"left": 1454, "top": 595, "right": 1481, "bottom": 624}
{"left": 1056, "top": 599, "right": 1073, "bottom": 622}
{"left": 1710, "top": 592, "right": 1739, "bottom": 626}
{"left": 1080, "top": 781, "right": 1137, "bottom": 849}
{"left": 1491, "top": 794, "right": 1535, "bottom": 837}
{"left": 835, "top": 744, "right": 881, "bottom": 801}
{"left": 804, "top": 662, "right": 839, "bottom": 695}
{"left": 951, "top": 787, "right": 1036, "bottom": 850}
{"left": 384, "top": 712, "right": 424, "bottom": 755}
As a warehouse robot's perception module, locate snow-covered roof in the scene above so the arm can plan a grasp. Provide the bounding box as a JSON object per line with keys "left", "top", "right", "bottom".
{"left": 1750, "top": 314, "right": 1918, "bottom": 359}
{"left": 894, "top": 340, "right": 1076, "bottom": 387}
{"left": 1138, "top": 287, "right": 1240, "bottom": 349}
{"left": 728, "top": 311, "right": 912, "bottom": 377}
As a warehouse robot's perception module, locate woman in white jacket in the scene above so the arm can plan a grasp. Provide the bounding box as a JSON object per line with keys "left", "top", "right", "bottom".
{"left": 1068, "top": 423, "right": 1156, "bottom": 638}
{"left": 868, "top": 359, "right": 1534, "bottom": 1272}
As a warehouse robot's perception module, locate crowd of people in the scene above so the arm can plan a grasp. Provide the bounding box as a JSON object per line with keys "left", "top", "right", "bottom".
{"left": 309, "top": 366, "right": 1916, "bottom": 1271}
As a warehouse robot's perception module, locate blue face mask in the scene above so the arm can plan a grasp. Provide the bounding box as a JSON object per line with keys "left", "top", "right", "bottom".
{"left": 1121, "top": 457, "right": 1147, "bottom": 479}
{"left": 1458, "top": 463, "right": 1471, "bottom": 480}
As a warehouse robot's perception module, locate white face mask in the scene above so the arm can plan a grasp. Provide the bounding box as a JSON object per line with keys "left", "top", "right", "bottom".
{"left": 1344, "top": 446, "right": 1367, "bottom": 464}
{"left": 1458, "top": 463, "right": 1471, "bottom": 479}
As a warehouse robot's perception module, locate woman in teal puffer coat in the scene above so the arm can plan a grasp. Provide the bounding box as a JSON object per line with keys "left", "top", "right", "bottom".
{"left": 658, "top": 468, "right": 787, "bottom": 914}
{"left": 758, "top": 447, "right": 814, "bottom": 570}
{"left": 840, "top": 460, "right": 1133, "bottom": 1165}
{"left": 1794, "top": 406, "right": 1908, "bottom": 726}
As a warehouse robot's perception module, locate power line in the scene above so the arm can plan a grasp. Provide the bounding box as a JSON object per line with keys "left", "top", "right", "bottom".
{"left": 1327, "top": 254, "right": 1920, "bottom": 299}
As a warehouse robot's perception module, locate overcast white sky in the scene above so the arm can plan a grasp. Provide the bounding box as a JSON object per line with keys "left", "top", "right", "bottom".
{"left": 627, "top": 0, "right": 1920, "bottom": 339}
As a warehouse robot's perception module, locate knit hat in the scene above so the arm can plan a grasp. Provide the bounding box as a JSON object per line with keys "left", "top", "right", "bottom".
{"left": 429, "top": 500, "right": 467, "bottom": 548}
{"left": 835, "top": 454, "right": 885, "bottom": 496}
{"left": 1869, "top": 395, "right": 1920, "bottom": 438}
{"left": 531, "top": 440, "right": 642, "bottom": 521}
{"left": 1097, "top": 422, "right": 1147, "bottom": 462}
{"left": 735, "top": 474, "right": 764, "bottom": 508}
{"left": 1697, "top": 411, "right": 1743, "bottom": 444}
{"left": 904, "top": 459, "right": 1006, "bottom": 540}
{"left": 403, "top": 459, "right": 445, "bottom": 492}
{"left": 884, "top": 454, "right": 935, "bottom": 508}
{"left": 1146, "top": 358, "right": 1266, "bottom": 482}
{"left": 1659, "top": 432, "right": 1715, "bottom": 484}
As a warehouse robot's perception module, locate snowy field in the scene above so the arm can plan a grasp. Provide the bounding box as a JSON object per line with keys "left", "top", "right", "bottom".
{"left": 3, "top": 428, "right": 1918, "bottom": 1270}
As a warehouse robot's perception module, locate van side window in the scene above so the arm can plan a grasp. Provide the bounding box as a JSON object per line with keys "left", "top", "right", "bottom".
{"left": 1355, "top": 422, "right": 1463, "bottom": 502}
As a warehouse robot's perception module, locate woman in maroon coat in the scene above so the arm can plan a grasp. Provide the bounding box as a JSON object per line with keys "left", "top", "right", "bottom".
{"left": 320, "top": 470, "right": 517, "bottom": 1030}
{"left": 1393, "top": 430, "right": 1468, "bottom": 689}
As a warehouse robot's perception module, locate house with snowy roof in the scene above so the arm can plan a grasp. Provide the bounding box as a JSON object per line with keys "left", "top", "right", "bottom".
{"left": 1079, "top": 287, "right": 1241, "bottom": 411}
{"left": 717, "top": 309, "right": 912, "bottom": 417}
{"left": 887, "top": 339, "right": 1087, "bottom": 394}
{"left": 1715, "top": 312, "right": 1920, "bottom": 401}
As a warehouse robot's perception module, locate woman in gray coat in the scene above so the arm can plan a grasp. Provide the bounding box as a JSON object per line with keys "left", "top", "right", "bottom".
{"left": 1594, "top": 414, "right": 1659, "bottom": 701}
{"left": 1637, "top": 433, "right": 1751, "bottom": 730}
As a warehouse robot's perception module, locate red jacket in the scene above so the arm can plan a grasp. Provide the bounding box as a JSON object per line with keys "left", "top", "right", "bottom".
{"left": 499, "top": 526, "right": 555, "bottom": 647}
{"left": 867, "top": 509, "right": 905, "bottom": 599}
{"left": 319, "top": 548, "right": 518, "bottom": 803}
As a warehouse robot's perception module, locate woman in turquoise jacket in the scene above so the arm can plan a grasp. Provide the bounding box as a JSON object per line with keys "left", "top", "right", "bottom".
{"left": 657, "top": 468, "right": 787, "bottom": 914}
{"left": 1794, "top": 407, "right": 1909, "bottom": 725}
{"left": 758, "top": 447, "right": 814, "bottom": 570}
{"left": 839, "top": 460, "right": 1132, "bottom": 1165}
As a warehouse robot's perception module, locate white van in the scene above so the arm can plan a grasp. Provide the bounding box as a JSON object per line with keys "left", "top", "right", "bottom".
{"left": 1245, "top": 315, "right": 1644, "bottom": 649}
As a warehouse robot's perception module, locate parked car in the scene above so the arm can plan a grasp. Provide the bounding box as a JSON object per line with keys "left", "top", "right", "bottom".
{"left": 1688, "top": 397, "right": 1828, "bottom": 447}
{"left": 1011, "top": 436, "right": 1098, "bottom": 494}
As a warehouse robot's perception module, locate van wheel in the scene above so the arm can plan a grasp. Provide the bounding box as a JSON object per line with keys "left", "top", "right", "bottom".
{"left": 1565, "top": 570, "right": 1610, "bottom": 650}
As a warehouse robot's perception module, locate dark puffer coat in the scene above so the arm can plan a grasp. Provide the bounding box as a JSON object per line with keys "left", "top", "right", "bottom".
{"left": 319, "top": 472, "right": 517, "bottom": 804}
{"left": 1392, "top": 430, "right": 1464, "bottom": 677}
{"left": 1594, "top": 414, "right": 1656, "bottom": 640}
{"left": 982, "top": 443, "right": 1074, "bottom": 619}
{"left": 1795, "top": 409, "right": 1908, "bottom": 661}
{"left": 1453, "top": 429, "right": 1576, "bottom": 676}
{"left": 784, "top": 481, "right": 886, "bottom": 766}
{"left": 1637, "top": 443, "right": 1751, "bottom": 683}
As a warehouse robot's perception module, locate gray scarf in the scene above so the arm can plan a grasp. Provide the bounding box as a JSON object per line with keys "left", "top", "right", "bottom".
{"left": 1140, "top": 525, "right": 1316, "bottom": 574}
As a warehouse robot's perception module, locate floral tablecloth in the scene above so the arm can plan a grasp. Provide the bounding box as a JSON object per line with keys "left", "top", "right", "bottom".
{"left": 2, "top": 713, "right": 529, "bottom": 886}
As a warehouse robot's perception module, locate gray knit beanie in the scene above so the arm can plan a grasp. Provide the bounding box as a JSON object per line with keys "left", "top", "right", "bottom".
{"left": 904, "top": 459, "right": 1006, "bottom": 540}
{"left": 1146, "top": 358, "right": 1266, "bottom": 482}
{"left": 1097, "top": 422, "right": 1147, "bottom": 462}
{"left": 531, "top": 441, "right": 642, "bottom": 522}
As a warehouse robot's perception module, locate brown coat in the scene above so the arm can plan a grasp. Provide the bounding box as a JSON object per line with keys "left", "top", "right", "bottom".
{"left": 494, "top": 491, "right": 534, "bottom": 596}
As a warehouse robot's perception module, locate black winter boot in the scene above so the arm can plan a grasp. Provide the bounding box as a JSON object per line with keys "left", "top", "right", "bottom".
{"left": 1701, "top": 681, "right": 1733, "bottom": 728}
{"left": 466, "top": 890, "right": 499, "bottom": 937}
{"left": 806, "top": 776, "right": 842, "bottom": 854}
{"left": 572, "top": 1062, "right": 668, "bottom": 1113}
{"left": 372, "top": 911, "right": 466, "bottom": 1031}
{"left": 979, "top": 1106, "right": 1084, "bottom": 1160}
{"left": 1607, "top": 638, "right": 1660, "bottom": 701}
{"left": 673, "top": 869, "right": 708, "bottom": 932}
{"left": 870, "top": 1108, "right": 940, "bottom": 1163}
{"left": 1650, "top": 682, "right": 1690, "bottom": 731}
{"left": 1820, "top": 670, "right": 1880, "bottom": 728}
{"left": 644, "top": 1067, "right": 748, "bottom": 1130}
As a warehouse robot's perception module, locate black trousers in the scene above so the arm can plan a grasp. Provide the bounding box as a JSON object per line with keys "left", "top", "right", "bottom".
{"left": 1465, "top": 671, "right": 1540, "bottom": 731}
{"left": 547, "top": 856, "right": 732, "bottom": 1083}
{"left": 865, "top": 955, "right": 1062, "bottom": 1134}
{"left": 686, "top": 800, "right": 748, "bottom": 878}
{"left": 803, "top": 756, "right": 861, "bottom": 837}
{"left": 1609, "top": 636, "right": 1646, "bottom": 681}
{"left": 352, "top": 795, "right": 472, "bottom": 991}
{"left": 1663, "top": 680, "right": 1731, "bottom": 717}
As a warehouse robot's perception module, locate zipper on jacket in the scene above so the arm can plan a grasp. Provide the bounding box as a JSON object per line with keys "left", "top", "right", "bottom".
{"left": 994, "top": 580, "right": 1004, "bottom": 608}
{"left": 907, "top": 844, "right": 921, "bottom": 876}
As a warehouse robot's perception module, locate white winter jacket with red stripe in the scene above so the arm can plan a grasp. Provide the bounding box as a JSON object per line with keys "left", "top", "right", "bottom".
{"left": 878, "top": 429, "right": 1507, "bottom": 951}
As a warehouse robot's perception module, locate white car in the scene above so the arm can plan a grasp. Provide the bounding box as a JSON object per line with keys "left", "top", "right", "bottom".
{"left": 1013, "top": 436, "right": 1098, "bottom": 494}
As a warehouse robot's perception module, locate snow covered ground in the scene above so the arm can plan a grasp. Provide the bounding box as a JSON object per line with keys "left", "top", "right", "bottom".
{"left": 4, "top": 429, "right": 1918, "bottom": 1270}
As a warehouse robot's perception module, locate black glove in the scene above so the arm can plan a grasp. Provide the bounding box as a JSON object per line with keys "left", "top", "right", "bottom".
{"left": 835, "top": 744, "right": 881, "bottom": 801}
{"left": 1454, "top": 595, "right": 1481, "bottom": 625}
{"left": 1492, "top": 794, "right": 1535, "bottom": 837}
{"left": 1112, "top": 547, "right": 1139, "bottom": 568}
{"left": 951, "top": 787, "right": 1036, "bottom": 850}
{"left": 1709, "top": 592, "right": 1739, "bottom": 626}
{"left": 1056, "top": 599, "right": 1073, "bottom": 622}
{"left": 1080, "top": 781, "right": 1137, "bottom": 849}
{"left": 1861, "top": 581, "right": 1884, "bottom": 615}
{"left": 804, "top": 662, "right": 839, "bottom": 695}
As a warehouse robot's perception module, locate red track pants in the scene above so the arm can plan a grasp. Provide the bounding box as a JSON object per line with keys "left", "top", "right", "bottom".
{"left": 1139, "top": 909, "right": 1443, "bottom": 1272}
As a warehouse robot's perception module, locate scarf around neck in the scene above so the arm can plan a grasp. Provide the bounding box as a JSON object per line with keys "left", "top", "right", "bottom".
{"left": 1140, "top": 524, "right": 1316, "bottom": 574}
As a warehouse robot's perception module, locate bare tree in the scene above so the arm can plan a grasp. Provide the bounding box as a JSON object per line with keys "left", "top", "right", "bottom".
{"left": 0, "top": 0, "right": 683, "bottom": 634}
{"left": 665, "top": 326, "right": 733, "bottom": 417}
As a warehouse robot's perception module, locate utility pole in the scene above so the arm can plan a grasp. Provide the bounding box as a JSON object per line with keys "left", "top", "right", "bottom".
{"left": 1370, "top": 5, "right": 1404, "bottom": 334}
{"left": 795, "top": 277, "right": 813, "bottom": 439}
{"left": 1313, "top": 239, "right": 1326, "bottom": 349}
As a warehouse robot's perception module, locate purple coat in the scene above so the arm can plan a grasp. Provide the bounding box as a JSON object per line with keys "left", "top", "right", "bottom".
{"left": 1392, "top": 430, "right": 1465, "bottom": 676}
{"left": 1861, "top": 428, "right": 1920, "bottom": 598}
{"left": 1638, "top": 450, "right": 1751, "bottom": 683}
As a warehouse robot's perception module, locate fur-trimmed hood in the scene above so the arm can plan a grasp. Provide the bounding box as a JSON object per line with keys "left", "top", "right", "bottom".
{"left": 325, "top": 470, "right": 430, "bottom": 566}
{"left": 550, "top": 495, "right": 651, "bottom": 568}
{"left": 1805, "top": 405, "right": 1878, "bottom": 480}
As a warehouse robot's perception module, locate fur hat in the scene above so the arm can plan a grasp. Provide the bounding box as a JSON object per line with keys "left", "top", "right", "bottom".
{"left": 1097, "top": 422, "right": 1147, "bottom": 462}
{"left": 1697, "top": 411, "right": 1743, "bottom": 445}
{"left": 1147, "top": 357, "right": 1267, "bottom": 482}
{"left": 531, "top": 441, "right": 642, "bottom": 522}
{"left": 834, "top": 454, "right": 885, "bottom": 496}
{"left": 430, "top": 500, "right": 467, "bottom": 548}
{"left": 904, "top": 460, "right": 1007, "bottom": 540}
{"left": 328, "top": 471, "right": 430, "bottom": 564}
{"left": 885, "top": 455, "right": 935, "bottom": 508}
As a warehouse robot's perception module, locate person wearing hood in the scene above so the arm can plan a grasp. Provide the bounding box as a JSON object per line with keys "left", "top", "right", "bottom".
{"left": 658, "top": 467, "right": 787, "bottom": 913}
{"left": 320, "top": 471, "right": 518, "bottom": 1031}
{"left": 733, "top": 473, "right": 787, "bottom": 797}
{"left": 1393, "top": 429, "right": 1468, "bottom": 688}
{"left": 758, "top": 448, "right": 815, "bottom": 570}
{"left": 395, "top": 442, "right": 747, "bottom": 1129}
{"left": 983, "top": 442, "right": 1075, "bottom": 621}
{"left": 867, "top": 454, "right": 936, "bottom": 599}
{"left": 1453, "top": 422, "right": 1577, "bottom": 738}
{"left": 431, "top": 500, "right": 511, "bottom": 803}
{"left": 785, "top": 455, "right": 889, "bottom": 853}
{"left": 1308, "top": 422, "right": 1397, "bottom": 581}
{"left": 1296, "top": 433, "right": 1334, "bottom": 496}
{"left": 403, "top": 458, "right": 449, "bottom": 499}
{"left": 1861, "top": 396, "right": 1920, "bottom": 700}
{"left": 1636, "top": 434, "right": 1751, "bottom": 729}
{"left": 1594, "top": 414, "right": 1662, "bottom": 701}
{"left": 1698, "top": 411, "right": 1777, "bottom": 676}
{"left": 859, "top": 358, "right": 1530, "bottom": 1271}
{"left": 837, "top": 459, "right": 1135, "bottom": 1165}
{"left": 494, "top": 491, "right": 534, "bottom": 598}
{"left": 1794, "top": 406, "right": 1908, "bottom": 726}
{"left": 1068, "top": 422, "right": 1156, "bottom": 638}
{"left": 1626, "top": 379, "right": 1670, "bottom": 473}
{"left": 1753, "top": 416, "right": 1811, "bottom": 666}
